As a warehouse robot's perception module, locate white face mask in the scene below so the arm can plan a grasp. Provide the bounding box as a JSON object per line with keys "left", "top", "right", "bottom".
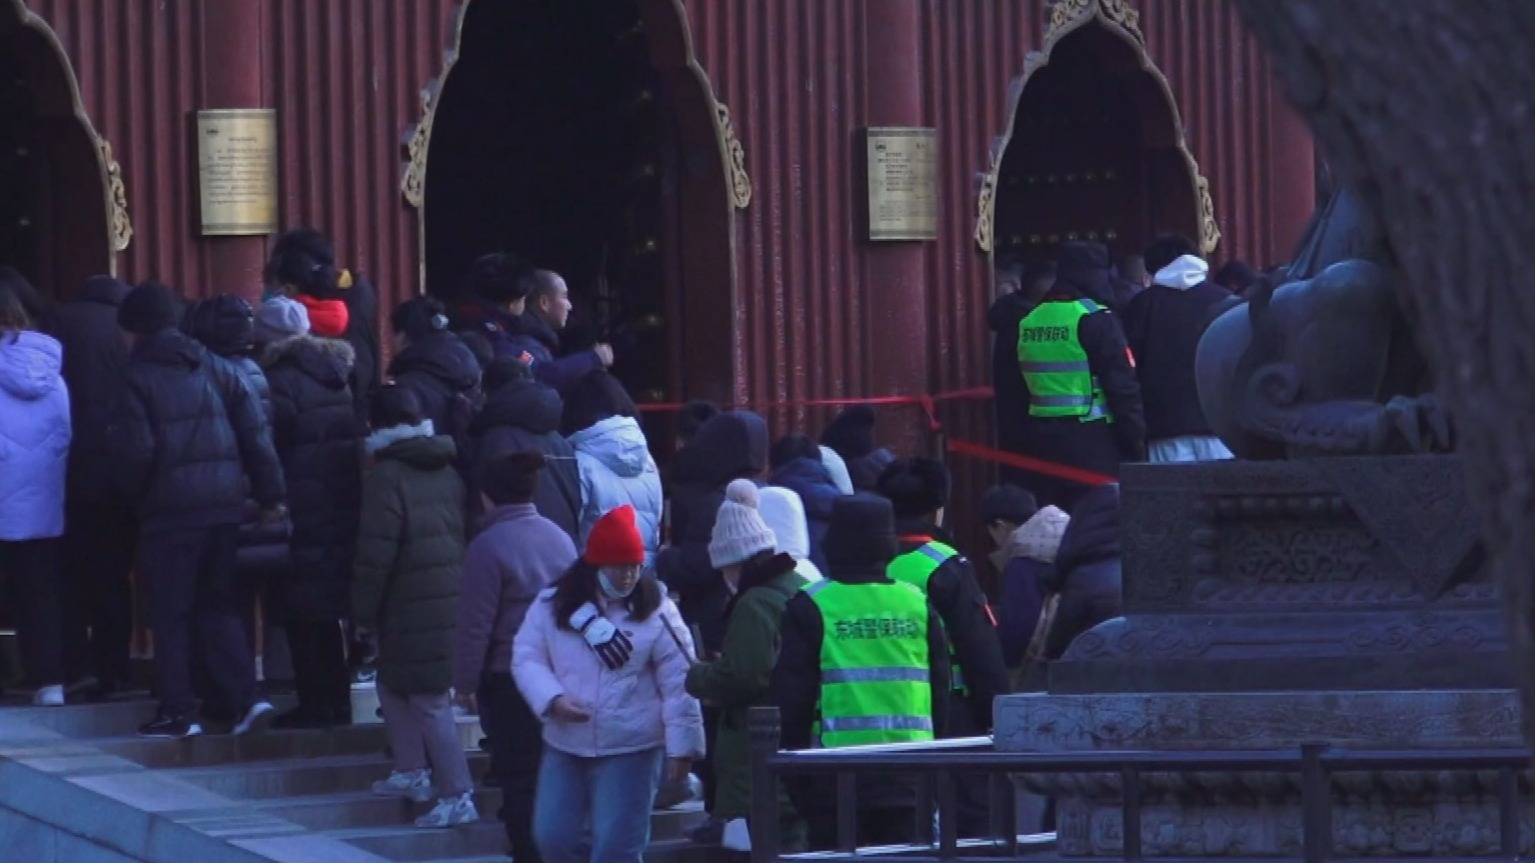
{"left": 598, "top": 567, "right": 637, "bottom": 600}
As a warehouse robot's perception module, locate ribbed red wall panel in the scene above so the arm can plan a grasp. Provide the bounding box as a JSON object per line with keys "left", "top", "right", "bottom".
{"left": 687, "top": 0, "right": 1311, "bottom": 414}
{"left": 20, "top": 0, "right": 454, "bottom": 303}
{"left": 266, "top": 0, "right": 454, "bottom": 312}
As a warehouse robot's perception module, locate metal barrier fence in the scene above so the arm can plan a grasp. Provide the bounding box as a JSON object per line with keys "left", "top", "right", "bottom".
{"left": 746, "top": 707, "right": 1533, "bottom": 863}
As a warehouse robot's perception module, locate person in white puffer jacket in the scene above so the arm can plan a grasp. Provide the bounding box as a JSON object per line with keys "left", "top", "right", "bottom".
{"left": 0, "top": 283, "right": 71, "bottom": 707}
{"left": 514, "top": 504, "right": 705, "bottom": 863}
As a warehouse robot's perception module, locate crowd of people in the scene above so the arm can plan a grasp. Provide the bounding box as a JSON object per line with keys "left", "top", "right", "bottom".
{"left": 0, "top": 225, "right": 1256, "bottom": 860}
{"left": 989, "top": 234, "right": 1257, "bottom": 510}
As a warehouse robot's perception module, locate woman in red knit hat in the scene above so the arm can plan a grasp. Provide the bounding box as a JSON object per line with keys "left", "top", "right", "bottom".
{"left": 513, "top": 505, "right": 705, "bottom": 863}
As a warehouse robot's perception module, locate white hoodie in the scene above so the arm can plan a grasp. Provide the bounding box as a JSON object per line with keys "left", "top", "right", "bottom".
{"left": 756, "top": 487, "right": 825, "bottom": 583}
{"left": 1150, "top": 254, "right": 1210, "bottom": 290}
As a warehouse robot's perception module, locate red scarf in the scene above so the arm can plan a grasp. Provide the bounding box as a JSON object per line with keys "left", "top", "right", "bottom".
{"left": 294, "top": 293, "right": 350, "bottom": 338}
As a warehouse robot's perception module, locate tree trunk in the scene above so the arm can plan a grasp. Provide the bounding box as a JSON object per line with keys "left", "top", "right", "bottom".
{"left": 1231, "top": 0, "right": 1535, "bottom": 744}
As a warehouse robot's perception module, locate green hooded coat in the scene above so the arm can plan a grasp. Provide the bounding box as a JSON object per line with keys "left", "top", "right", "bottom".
{"left": 685, "top": 557, "right": 804, "bottom": 838}
{"left": 351, "top": 430, "right": 466, "bottom": 695}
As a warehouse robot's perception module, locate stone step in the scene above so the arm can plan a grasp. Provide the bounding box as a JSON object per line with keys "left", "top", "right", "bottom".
{"left": 86, "top": 723, "right": 394, "bottom": 768}
{"left": 411, "top": 842, "right": 722, "bottom": 863}
{"left": 255, "top": 789, "right": 503, "bottom": 831}
{"left": 328, "top": 821, "right": 508, "bottom": 861}
{"left": 254, "top": 788, "right": 704, "bottom": 837}
{"left": 0, "top": 696, "right": 167, "bottom": 739}
{"left": 167, "top": 752, "right": 492, "bottom": 800}
{"left": 644, "top": 839, "right": 726, "bottom": 863}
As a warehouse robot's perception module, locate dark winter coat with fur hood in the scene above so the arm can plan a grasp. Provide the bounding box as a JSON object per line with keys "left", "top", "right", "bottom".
{"left": 352, "top": 426, "right": 466, "bottom": 695}
{"left": 261, "top": 334, "right": 364, "bottom": 621}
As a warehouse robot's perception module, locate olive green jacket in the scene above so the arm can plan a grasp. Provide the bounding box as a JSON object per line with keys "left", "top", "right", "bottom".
{"left": 352, "top": 429, "right": 466, "bottom": 695}
{"left": 686, "top": 566, "right": 801, "bottom": 822}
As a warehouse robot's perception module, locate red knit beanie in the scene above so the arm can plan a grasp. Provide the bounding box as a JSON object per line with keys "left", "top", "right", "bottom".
{"left": 585, "top": 505, "right": 646, "bottom": 566}
{"left": 293, "top": 293, "right": 350, "bottom": 339}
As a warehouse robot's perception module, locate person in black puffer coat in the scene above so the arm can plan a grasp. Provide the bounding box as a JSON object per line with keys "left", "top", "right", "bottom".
{"left": 108, "top": 282, "right": 286, "bottom": 738}
{"left": 464, "top": 357, "right": 582, "bottom": 542}
{"left": 183, "top": 294, "right": 290, "bottom": 719}
{"left": 656, "top": 410, "right": 770, "bottom": 656}
{"left": 185, "top": 294, "right": 289, "bottom": 576}
{"left": 1042, "top": 484, "right": 1122, "bottom": 661}
{"left": 1055, "top": 241, "right": 1139, "bottom": 313}
{"left": 51, "top": 275, "right": 135, "bottom": 696}
{"left": 654, "top": 408, "right": 767, "bottom": 819}
{"left": 388, "top": 296, "right": 482, "bottom": 441}
{"left": 254, "top": 298, "right": 364, "bottom": 729}
{"left": 184, "top": 295, "right": 269, "bottom": 416}
{"left": 819, "top": 405, "right": 896, "bottom": 493}
{"left": 766, "top": 432, "right": 839, "bottom": 572}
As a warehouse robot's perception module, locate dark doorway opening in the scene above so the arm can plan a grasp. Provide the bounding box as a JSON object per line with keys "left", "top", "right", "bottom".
{"left": 991, "top": 23, "right": 1208, "bottom": 268}
{"left": 422, "top": 0, "right": 736, "bottom": 412}
{"left": 0, "top": 2, "right": 118, "bottom": 299}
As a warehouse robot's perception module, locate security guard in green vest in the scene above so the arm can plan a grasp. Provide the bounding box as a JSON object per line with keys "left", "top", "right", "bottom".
{"left": 1009, "top": 244, "right": 1145, "bottom": 512}
{"left": 877, "top": 457, "right": 1010, "bottom": 837}
{"left": 771, "top": 494, "right": 949, "bottom": 849}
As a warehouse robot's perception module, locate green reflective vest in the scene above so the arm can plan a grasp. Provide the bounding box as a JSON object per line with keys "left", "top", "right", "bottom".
{"left": 807, "top": 579, "right": 934, "bottom": 748}
{"left": 888, "top": 541, "right": 967, "bottom": 694}
{"left": 1015, "top": 299, "right": 1113, "bottom": 422}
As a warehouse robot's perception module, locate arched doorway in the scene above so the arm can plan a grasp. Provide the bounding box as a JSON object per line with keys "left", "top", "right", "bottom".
{"left": 403, "top": 0, "right": 748, "bottom": 409}
{"left": 975, "top": 0, "right": 1219, "bottom": 272}
{"left": 0, "top": 0, "right": 131, "bottom": 297}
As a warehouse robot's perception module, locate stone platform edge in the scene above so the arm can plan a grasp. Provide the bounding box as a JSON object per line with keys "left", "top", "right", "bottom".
{"left": 993, "top": 688, "right": 1524, "bottom": 752}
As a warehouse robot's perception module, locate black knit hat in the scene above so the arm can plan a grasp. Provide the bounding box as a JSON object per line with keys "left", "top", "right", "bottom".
{"left": 823, "top": 493, "right": 899, "bottom": 569}
{"left": 182, "top": 294, "right": 256, "bottom": 357}
{"left": 118, "top": 281, "right": 184, "bottom": 335}
{"left": 466, "top": 253, "right": 536, "bottom": 305}
{"left": 876, "top": 457, "right": 951, "bottom": 518}
{"left": 820, "top": 404, "right": 878, "bottom": 460}
{"left": 982, "top": 484, "right": 1038, "bottom": 526}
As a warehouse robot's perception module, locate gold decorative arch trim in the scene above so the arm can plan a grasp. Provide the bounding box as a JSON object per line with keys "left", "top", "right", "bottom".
{"left": 715, "top": 101, "right": 752, "bottom": 209}
{"left": 400, "top": 0, "right": 752, "bottom": 214}
{"left": 4, "top": 0, "right": 133, "bottom": 266}
{"left": 974, "top": 0, "right": 1219, "bottom": 256}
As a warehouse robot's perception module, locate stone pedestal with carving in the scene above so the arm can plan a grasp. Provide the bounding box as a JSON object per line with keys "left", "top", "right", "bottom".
{"left": 996, "top": 689, "right": 1528, "bottom": 858}
{"left": 992, "top": 456, "right": 1526, "bottom": 857}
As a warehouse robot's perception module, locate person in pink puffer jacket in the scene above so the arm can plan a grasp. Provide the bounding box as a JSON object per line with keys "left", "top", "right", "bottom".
{"left": 513, "top": 504, "right": 705, "bottom": 863}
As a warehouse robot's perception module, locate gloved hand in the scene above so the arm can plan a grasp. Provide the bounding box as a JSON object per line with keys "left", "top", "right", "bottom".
{"left": 569, "top": 603, "right": 634, "bottom": 670}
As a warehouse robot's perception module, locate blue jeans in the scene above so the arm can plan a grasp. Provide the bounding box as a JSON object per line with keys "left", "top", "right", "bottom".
{"left": 534, "top": 746, "right": 663, "bottom": 863}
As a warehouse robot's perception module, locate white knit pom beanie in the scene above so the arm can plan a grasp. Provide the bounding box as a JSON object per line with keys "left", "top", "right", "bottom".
{"left": 709, "top": 479, "right": 778, "bottom": 568}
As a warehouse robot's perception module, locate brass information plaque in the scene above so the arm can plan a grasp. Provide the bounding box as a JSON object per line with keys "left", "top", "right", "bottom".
{"left": 196, "top": 109, "right": 279, "bottom": 236}
{"left": 865, "top": 127, "right": 938, "bottom": 242}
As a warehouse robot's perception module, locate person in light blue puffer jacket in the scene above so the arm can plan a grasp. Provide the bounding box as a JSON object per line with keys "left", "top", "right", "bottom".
{"left": 0, "top": 284, "right": 72, "bottom": 706}
{"left": 562, "top": 371, "right": 663, "bottom": 564}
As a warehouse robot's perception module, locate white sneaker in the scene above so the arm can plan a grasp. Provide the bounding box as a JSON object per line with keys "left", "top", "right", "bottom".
{"left": 233, "top": 701, "right": 276, "bottom": 736}
{"left": 415, "top": 792, "right": 479, "bottom": 828}
{"left": 32, "top": 685, "right": 64, "bottom": 707}
{"left": 373, "top": 769, "right": 434, "bottom": 803}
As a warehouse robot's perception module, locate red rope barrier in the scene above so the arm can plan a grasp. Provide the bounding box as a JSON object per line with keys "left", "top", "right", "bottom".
{"left": 945, "top": 437, "right": 1116, "bottom": 487}
{"left": 636, "top": 386, "right": 1112, "bottom": 486}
